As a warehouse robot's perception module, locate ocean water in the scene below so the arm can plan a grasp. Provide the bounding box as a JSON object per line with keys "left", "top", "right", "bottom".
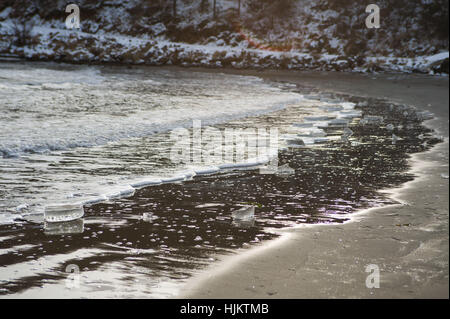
{"left": 0, "top": 62, "right": 440, "bottom": 298}
{"left": 0, "top": 62, "right": 303, "bottom": 223}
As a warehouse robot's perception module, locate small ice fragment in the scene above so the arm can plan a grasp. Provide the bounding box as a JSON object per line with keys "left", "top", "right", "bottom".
{"left": 315, "top": 121, "right": 330, "bottom": 128}
{"left": 44, "top": 219, "right": 84, "bottom": 235}
{"left": 232, "top": 219, "right": 255, "bottom": 228}
{"left": 392, "top": 134, "right": 403, "bottom": 144}
{"left": 319, "top": 105, "right": 343, "bottom": 112}
{"left": 341, "top": 128, "right": 353, "bottom": 142}
{"left": 292, "top": 123, "right": 314, "bottom": 128}
{"left": 195, "top": 203, "right": 225, "bottom": 208}
{"left": 231, "top": 206, "right": 255, "bottom": 221}
{"left": 304, "top": 115, "right": 335, "bottom": 121}
{"left": 276, "top": 164, "right": 295, "bottom": 176}
{"left": 44, "top": 204, "right": 84, "bottom": 223}
{"left": 142, "top": 213, "right": 155, "bottom": 222}
{"left": 343, "top": 127, "right": 354, "bottom": 138}
{"left": 16, "top": 204, "right": 28, "bottom": 212}
{"left": 342, "top": 102, "right": 356, "bottom": 110}
{"left": 328, "top": 118, "right": 350, "bottom": 126}
{"left": 300, "top": 137, "right": 316, "bottom": 145}
{"left": 441, "top": 174, "right": 449, "bottom": 179}
{"left": 194, "top": 236, "right": 202, "bottom": 241}
{"left": 314, "top": 137, "right": 330, "bottom": 144}
{"left": 182, "top": 170, "right": 197, "bottom": 181}
{"left": 358, "top": 101, "right": 369, "bottom": 107}
{"left": 339, "top": 110, "right": 362, "bottom": 118}
{"left": 416, "top": 111, "right": 434, "bottom": 120}
{"left": 386, "top": 124, "right": 395, "bottom": 131}
{"left": 296, "top": 127, "right": 326, "bottom": 137}
{"left": 360, "top": 115, "right": 384, "bottom": 125}
{"left": 286, "top": 138, "right": 306, "bottom": 147}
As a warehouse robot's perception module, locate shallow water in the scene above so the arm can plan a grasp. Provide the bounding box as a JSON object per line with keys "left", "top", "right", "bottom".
{"left": 0, "top": 62, "right": 302, "bottom": 221}
{"left": 0, "top": 62, "right": 441, "bottom": 298}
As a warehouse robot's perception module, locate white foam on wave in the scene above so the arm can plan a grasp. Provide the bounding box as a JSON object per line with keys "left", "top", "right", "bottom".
{"left": 192, "top": 166, "right": 221, "bottom": 175}
{"left": 0, "top": 62, "right": 304, "bottom": 158}
{"left": 41, "top": 82, "right": 81, "bottom": 90}
{"left": 130, "top": 178, "right": 163, "bottom": 189}
{"left": 0, "top": 212, "right": 23, "bottom": 225}
{"left": 106, "top": 185, "right": 136, "bottom": 200}
{"left": 218, "top": 159, "right": 262, "bottom": 169}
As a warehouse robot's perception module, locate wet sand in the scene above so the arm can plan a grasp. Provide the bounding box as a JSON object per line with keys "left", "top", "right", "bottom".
{"left": 180, "top": 71, "right": 449, "bottom": 299}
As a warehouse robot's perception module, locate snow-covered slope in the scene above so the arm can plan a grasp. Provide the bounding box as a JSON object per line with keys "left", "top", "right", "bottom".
{"left": 0, "top": 0, "right": 448, "bottom": 73}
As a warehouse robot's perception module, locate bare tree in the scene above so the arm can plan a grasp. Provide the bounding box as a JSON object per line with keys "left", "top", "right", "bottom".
{"left": 173, "top": 0, "right": 177, "bottom": 17}
{"left": 238, "top": 0, "right": 241, "bottom": 16}
{"left": 12, "top": 18, "right": 34, "bottom": 47}
{"left": 200, "top": 0, "right": 209, "bottom": 13}
{"left": 213, "top": 0, "right": 216, "bottom": 19}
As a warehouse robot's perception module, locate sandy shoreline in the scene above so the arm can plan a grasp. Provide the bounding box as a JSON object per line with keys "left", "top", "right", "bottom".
{"left": 179, "top": 70, "right": 449, "bottom": 299}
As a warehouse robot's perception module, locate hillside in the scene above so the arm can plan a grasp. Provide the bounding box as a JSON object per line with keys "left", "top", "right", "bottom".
{"left": 0, "top": 0, "right": 448, "bottom": 73}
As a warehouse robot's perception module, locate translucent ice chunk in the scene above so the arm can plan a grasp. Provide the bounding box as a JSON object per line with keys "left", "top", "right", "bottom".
{"left": 392, "top": 134, "right": 403, "bottom": 144}
{"left": 44, "top": 219, "right": 84, "bottom": 235}
{"left": 343, "top": 127, "right": 354, "bottom": 138}
{"left": 386, "top": 124, "right": 395, "bottom": 131}
{"left": 342, "top": 102, "right": 356, "bottom": 110}
{"left": 296, "top": 127, "right": 327, "bottom": 137}
{"left": 231, "top": 206, "right": 255, "bottom": 221}
{"left": 44, "top": 204, "right": 84, "bottom": 223}
{"left": 276, "top": 164, "right": 295, "bottom": 176}
{"left": 319, "top": 105, "right": 343, "bottom": 112}
{"left": 292, "top": 123, "right": 314, "bottom": 128}
{"left": 313, "top": 137, "right": 331, "bottom": 144}
{"left": 328, "top": 118, "right": 350, "bottom": 126}
{"left": 15, "top": 204, "right": 28, "bottom": 212}
{"left": 286, "top": 138, "right": 306, "bottom": 147}
{"left": 232, "top": 218, "right": 255, "bottom": 228}
{"left": 416, "top": 111, "right": 434, "bottom": 120}
{"left": 360, "top": 115, "right": 384, "bottom": 125}
{"left": 304, "top": 115, "right": 336, "bottom": 121}
{"left": 142, "top": 212, "right": 156, "bottom": 222}
{"left": 339, "top": 110, "right": 362, "bottom": 118}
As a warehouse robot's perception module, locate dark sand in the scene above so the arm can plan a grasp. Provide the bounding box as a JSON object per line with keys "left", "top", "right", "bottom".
{"left": 180, "top": 71, "right": 449, "bottom": 298}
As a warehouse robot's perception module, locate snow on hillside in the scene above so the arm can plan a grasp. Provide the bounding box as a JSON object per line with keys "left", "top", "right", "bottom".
{"left": 0, "top": 0, "right": 448, "bottom": 74}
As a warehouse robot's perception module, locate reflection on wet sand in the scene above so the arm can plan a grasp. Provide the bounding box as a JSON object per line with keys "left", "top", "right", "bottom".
{"left": 44, "top": 219, "right": 84, "bottom": 236}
